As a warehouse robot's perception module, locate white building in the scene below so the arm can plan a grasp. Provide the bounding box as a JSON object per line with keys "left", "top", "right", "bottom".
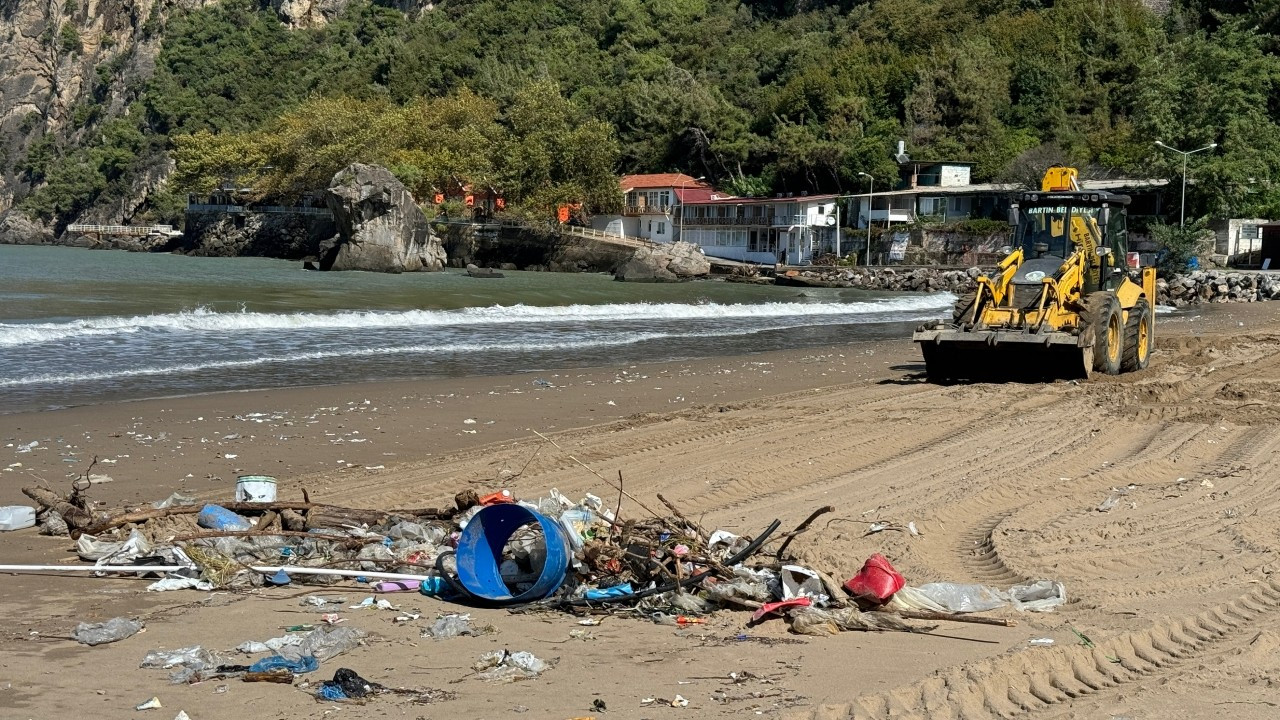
{"left": 678, "top": 193, "right": 842, "bottom": 265}
{"left": 591, "top": 173, "right": 711, "bottom": 243}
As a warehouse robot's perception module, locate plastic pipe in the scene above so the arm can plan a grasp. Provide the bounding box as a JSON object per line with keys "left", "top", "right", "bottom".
{"left": 0, "top": 564, "right": 436, "bottom": 582}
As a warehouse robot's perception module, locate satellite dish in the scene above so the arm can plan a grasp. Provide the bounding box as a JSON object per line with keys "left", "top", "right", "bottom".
{"left": 824, "top": 215, "right": 836, "bottom": 226}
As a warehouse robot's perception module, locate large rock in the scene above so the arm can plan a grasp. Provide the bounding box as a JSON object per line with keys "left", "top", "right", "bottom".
{"left": 321, "top": 164, "right": 445, "bottom": 273}
{"left": 0, "top": 210, "right": 55, "bottom": 245}
{"left": 614, "top": 241, "right": 710, "bottom": 282}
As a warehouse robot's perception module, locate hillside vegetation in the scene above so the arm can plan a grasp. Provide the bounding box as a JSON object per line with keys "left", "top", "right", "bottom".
{"left": 15, "top": 0, "right": 1280, "bottom": 226}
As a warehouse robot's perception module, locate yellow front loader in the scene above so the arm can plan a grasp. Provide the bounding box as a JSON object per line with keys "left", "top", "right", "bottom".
{"left": 913, "top": 167, "right": 1156, "bottom": 382}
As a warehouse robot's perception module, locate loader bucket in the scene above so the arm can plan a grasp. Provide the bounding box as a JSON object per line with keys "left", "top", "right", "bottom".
{"left": 914, "top": 327, "right": 1092, "bottom": 383}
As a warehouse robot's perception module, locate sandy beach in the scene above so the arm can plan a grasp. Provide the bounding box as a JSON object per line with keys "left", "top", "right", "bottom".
{"left": 4, "top": 301, "right": 1280, "bottom": 719}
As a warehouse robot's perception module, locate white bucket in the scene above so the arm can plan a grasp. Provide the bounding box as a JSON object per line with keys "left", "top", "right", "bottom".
{"left": 235, "top": 475, "right": 277, "bottom": 503}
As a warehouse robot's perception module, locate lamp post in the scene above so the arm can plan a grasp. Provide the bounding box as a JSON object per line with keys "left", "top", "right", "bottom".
{"left": 676, "top": 175, "right": 705, "bottom": 243}
{"left": 858, "top": 172, "right": 874, "bottom": 266}
{"left": 1154, "top": 140, "right": 1216, "bottom": 228}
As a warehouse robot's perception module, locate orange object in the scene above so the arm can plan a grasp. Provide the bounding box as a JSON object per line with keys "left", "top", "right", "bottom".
{"left": 433, "top": 193, "right": 444, "bottom": 204}
{"left": 495, "top": 197, "right": 506, "bottom": 210}
{"left": 675, "top": 616, "right": 705, "bottom": 625}
{"left": 557, "top": 205, "right": 570, "bottom": 223}
{"left": 465, "top": 194, "right": 475, "bottom": 207}
{"left": 479, "top": 490, "right": 515, "bottom": 505}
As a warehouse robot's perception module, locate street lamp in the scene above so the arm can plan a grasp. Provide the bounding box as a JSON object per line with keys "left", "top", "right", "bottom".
{"left": 1154, "top": 140, "right": 1216, "bottom": 228}
{"left": 676, "top": 175, "right": 705, "bottom": 243}
{"left": 858, "top": 172, "right": 874, "bottom": 266}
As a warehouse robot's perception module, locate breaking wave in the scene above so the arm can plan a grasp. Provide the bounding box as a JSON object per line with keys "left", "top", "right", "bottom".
{"left": 0, "top": 295, "right": 955, "bottom": 348}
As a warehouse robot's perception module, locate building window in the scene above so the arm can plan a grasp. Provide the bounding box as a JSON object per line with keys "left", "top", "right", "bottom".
{"left": 658, "top": 222, "right": 665, "bottom": 234}
{"left": 648, "top": 220, "right": 652, "bottom": 232}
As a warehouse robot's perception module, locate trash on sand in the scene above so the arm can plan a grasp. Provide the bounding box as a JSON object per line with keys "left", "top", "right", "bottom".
{"left": 1029, "top": 637, "right": 1055, "bottom": 646}
{"left": 585, "top": 583, "right": 634, "bottom": 601}
{"left": 472, "top": 650, "right": 556, "bottom": 682}
{"left": 196, "top": 504, "right": 253, "bottom": 532}
{"left": 235, "top": 634, "right": 303, "bottom": 655}
{"left": 248, "top": 655, "right": 318, "bottom": 674}
{"left": 1009, "top": 580, "right": 1066, "bottom": 612}
{"left": 787, "top": 606, "right": 922, "bottom": 636}
{"left": 843, "top": 554, "right": 905, "bottom": 604}
{"left": 891, "top": 580, "right": 1066, "bottom": 614}
{"left": 454, "top": 504, "right": 571, "bottom": 604}
{"left": 318, "top": 667, "right": 374, "bottom": 700}
{"left": 300, "top": 595, "right": 347, "bottom": 608}
{"left": 173, "top": 712, "right": 190, "bottom": 720}
{"left": 135, "top": 696, "right": 162, "bottom": 710}
{"left": 77, "top": 529, "right": 151, "bottom": 565}
{"left": 147, "top": 577, "right": 213, "bottom": 592}
{"left": 152, "top": 493, "right": 197, "bottom": 510}
{"left": 422, "top": 613, "right": 493, "bottom": 639}
{"left": 671, "top": 694, "right": 689, "bottom": 707}
{"left": 140, "top": 645, "right": 225, "bottom": 684}
{"left": 780, "top": 565, "right": 829, "bottom": 606}
{"left": 751, "top": 597, "right": 811, "bottom": 623}
{"left": 0, "top": 506, "right": 37, "bottom": 532}
{"left": 72, "top": 617, "right": 142, "bottom": 645}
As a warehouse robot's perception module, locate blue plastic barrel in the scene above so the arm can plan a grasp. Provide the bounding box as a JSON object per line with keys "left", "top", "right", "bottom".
{"left": 454, "top": 504, "right": 570, "bottom": 603}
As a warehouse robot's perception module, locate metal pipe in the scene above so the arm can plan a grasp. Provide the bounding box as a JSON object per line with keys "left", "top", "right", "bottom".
{"left": 0, "top": 564, "right": 436, "bottom": 582}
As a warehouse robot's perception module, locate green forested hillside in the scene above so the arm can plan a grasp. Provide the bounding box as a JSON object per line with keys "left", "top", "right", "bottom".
{"left": 19, "top": 0, "right": 1280, "bottom": 223}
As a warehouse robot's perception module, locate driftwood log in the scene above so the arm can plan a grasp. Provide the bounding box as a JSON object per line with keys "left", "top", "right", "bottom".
{"left": 22, "top": 486, "right": 96, "bottom": 529}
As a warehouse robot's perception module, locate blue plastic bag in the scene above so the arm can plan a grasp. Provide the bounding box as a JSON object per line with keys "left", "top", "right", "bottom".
{"left": 249, "top": 655, "right": 319, "bottom": 674}
{"left": 584, "top": 583, "right": 634, "bottom": 601}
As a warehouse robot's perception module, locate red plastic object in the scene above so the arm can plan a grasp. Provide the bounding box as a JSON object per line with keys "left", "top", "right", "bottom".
{"left": 843, "top": 554, "right": 905, "bottom": 604}
{"left": 479, "top": 490, "right": 515, "bottom": 506}
{"left": 750, "top": 597, "right": 811, "bottom": 623}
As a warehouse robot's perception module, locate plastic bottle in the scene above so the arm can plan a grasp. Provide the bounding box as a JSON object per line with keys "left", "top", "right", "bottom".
{"left": 0, "top": 506, "right": 36, "bottom": 532}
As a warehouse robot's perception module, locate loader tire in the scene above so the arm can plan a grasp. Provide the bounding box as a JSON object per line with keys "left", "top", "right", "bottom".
{"left": 952, "top": 291, "right": 978, "bottom": 325}
{"left": 1081, "top": 291, "right": 1124, "bottom": 375}
{"left": 1121, "top": 298, "right": 1153, "bottom": 372}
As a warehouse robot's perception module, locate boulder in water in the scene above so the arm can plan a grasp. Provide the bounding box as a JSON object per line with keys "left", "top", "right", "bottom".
{"left": 321, "top": 164, "right": 446, "bottom": 273}
{"left": 0, "top": 210, "right": 55, "bottom": 246}
{"left": 614, "top": 241, "right": 710, "bottom": 282}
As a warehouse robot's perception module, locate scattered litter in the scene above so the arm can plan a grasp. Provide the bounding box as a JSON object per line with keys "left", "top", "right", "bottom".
{"left": 423, "top": 613, "right": 492, "bottom": 639}
{"left": 152, "top": 493, "right": 197, "bottom": 510}
{"left": 1029, "top": 637, "right": 1055, "bottom": 646}
{"left": 844, "top": 554, "right": 905, "bottom": 604}
{"left": 1201, "top": 479, "right": 1215, "bottom": 489}
{"left": 317, "top": 667, "right": 373, "bottom": 700}
{"left": 173, "top": 712, "right": 190, "bottom": 720}
{"left": 72, "top": 617, "right": 142, "bottom": 646}
{"left": 135, "top": 696, "right": 162, "bottom": 710}
{"left": 472, "top": 650, "right": 556, "bottom": 682}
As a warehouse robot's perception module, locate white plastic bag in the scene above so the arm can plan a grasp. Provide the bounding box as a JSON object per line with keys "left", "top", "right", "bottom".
{"left": 1010, "top": 580, "right": 1066, "bottom": 612}
{"left": 910, "top": 583, "right": 1009, "bottom": 613}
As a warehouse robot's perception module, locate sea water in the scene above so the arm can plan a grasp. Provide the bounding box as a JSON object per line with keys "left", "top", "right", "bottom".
{"left": 0, "top": 245, "right": 954, "bottom": 412}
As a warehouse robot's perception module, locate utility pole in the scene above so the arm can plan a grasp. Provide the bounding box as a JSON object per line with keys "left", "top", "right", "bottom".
{"left": 858, "top": 172, "right": 874, "bottom": 267}
{"left": 1155, "top": 141, "right": 1216, "bottom": 228}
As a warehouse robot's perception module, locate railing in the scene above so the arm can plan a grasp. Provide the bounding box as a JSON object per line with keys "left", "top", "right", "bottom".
{"left": 185, "top": 204, "right": 332, "bottom": 216}
{"left": 770, "top": 215, "right": 809, "bottom": 227}
{"left": 623, "top": 204, "right": 672, "bottom": 216}
{"left": 683, "top": 215, "right": 774, "bottom": 227}
{"left": 66, "top": 223, "right": 182, "bottom": 236}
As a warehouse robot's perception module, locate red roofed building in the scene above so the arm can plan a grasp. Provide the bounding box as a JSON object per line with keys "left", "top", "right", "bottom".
{"left": 592, "top": 173, "right": 847, "bottom": 264}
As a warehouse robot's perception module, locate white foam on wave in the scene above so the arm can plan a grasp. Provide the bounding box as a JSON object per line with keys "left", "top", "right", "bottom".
{"left": 0, "top": 334, "right": 668, "bottom": 388}
{"left": 0, "top": 295, "right": 956, "bottom": 348}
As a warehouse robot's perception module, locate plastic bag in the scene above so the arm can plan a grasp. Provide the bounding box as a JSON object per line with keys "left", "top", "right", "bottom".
{"left": 140, "top": 645, "right": 223, "bottom": 684}
{"left": 843, "top": 554, "right": 905, "bottom": 604}
{"left": 152, "top": 492, "right": 197, "bottom": 509}
{"left": 781, "top": 565, "right": 829, "bottom": 606}
{"left": 787, "top": 607, "right": 840, "bottom": 636}
{"left": 72, "top": 617, "right": 142, "bottom": 646}
{"left": 704, "top": 566, "right": 777, "bottom": 603}
{"left": 318, "top": 668, "right": 375, "bottom": 700}
{"left": 422, "top": 613, "right": 491, "bottom": 639}
{"left": 248, "top": 655, "right": 318, "bottom": 673}
{"left": 910, "top": 583, "right": 1009, "bottom": 613}
{"left": 236, "top": 634, "right": 304, "bottom": 655}
{"left": 1010, "top": 580, "right": 1066, "bottom": 612}
{"left": 76, "top": 529, "right": 151, "bottom": 565}
{"left": 296, "top": 625, "right": 365, "bottom": 662}
{"left": 472, "top": 650, "right": 555, "bottom": 682}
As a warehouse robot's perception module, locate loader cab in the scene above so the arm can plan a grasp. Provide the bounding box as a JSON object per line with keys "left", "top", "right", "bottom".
{"left": 1013, "top": 191, "right": 1131, "bottom": 293}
